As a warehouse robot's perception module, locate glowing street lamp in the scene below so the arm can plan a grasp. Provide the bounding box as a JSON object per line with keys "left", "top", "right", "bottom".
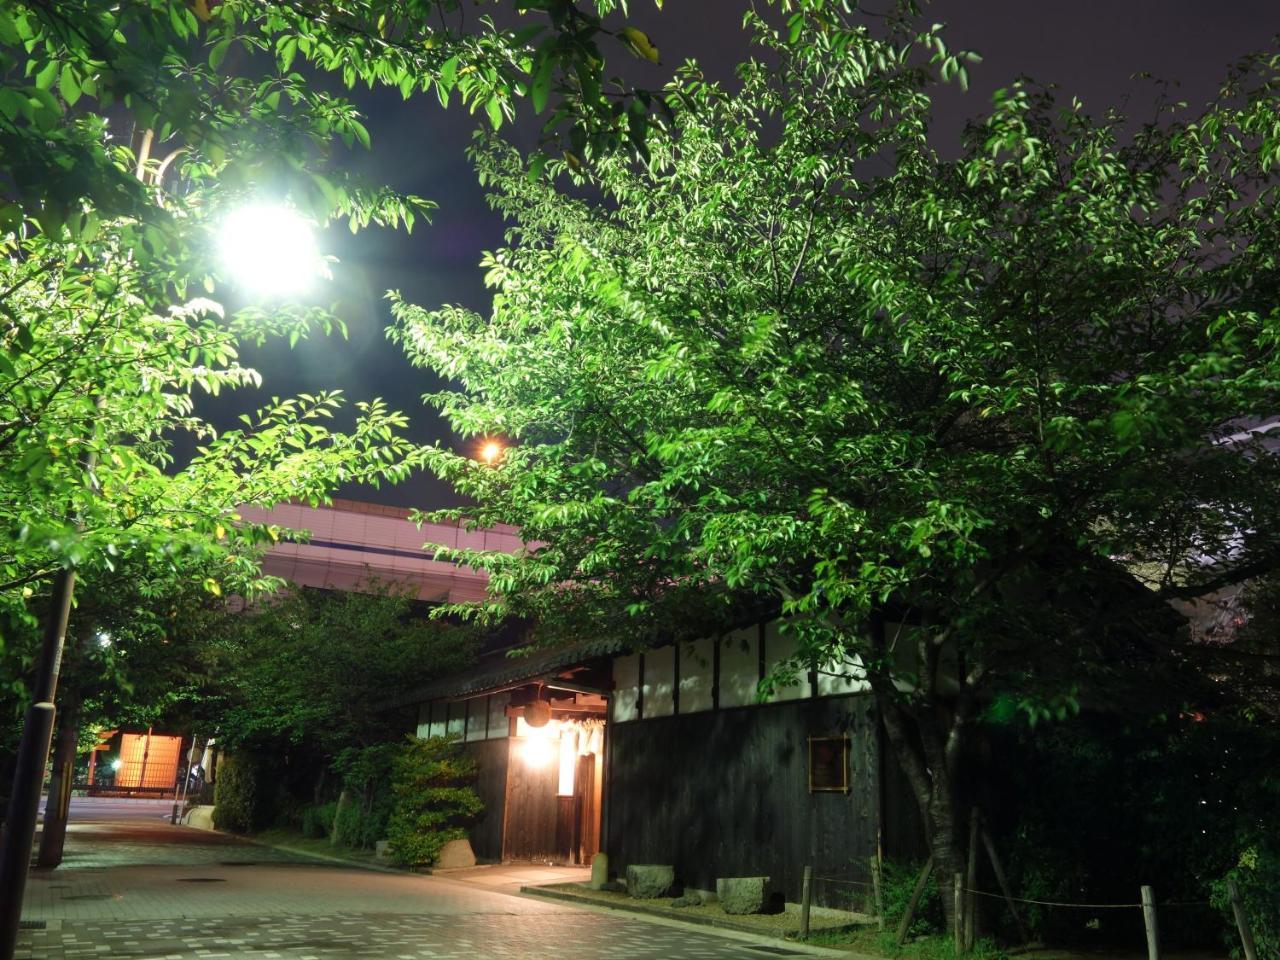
{"left": 480, "top": 440, "right": 504, "bottom": 465}
{"left": 217, "top": 203, "right": 324, "bottom": 298}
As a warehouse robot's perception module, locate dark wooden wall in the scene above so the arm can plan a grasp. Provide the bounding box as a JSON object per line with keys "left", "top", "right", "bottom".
{"left": 605, "top": 695, "right": 900, "bottom": 908}
{"left": 462, "top": 739, "right": 509, "bottom": 862}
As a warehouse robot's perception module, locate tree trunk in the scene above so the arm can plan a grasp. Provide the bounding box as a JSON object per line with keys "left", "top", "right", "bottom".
{"left": 873, "top": 683, "right": 969, "bottom": 932}
{"left": 36, "top": 687, "right": 83, "bottom": 868}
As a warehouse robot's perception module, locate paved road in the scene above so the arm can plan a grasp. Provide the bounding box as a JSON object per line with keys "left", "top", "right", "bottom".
{"left": 39, "top": 796, "right": 179, "bottom": 823}
{"left": 18, "top": 802, "right": 825, "bottom": 960}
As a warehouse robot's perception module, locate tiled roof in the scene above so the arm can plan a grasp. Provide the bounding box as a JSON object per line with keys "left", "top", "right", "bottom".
{"left": 391, "top": 636, "right": 631, "bottom": 706}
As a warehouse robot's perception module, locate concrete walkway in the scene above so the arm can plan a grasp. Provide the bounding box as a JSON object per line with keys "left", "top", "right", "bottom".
{"left": 17, "top": 802, "right": 839, "bottom": 959}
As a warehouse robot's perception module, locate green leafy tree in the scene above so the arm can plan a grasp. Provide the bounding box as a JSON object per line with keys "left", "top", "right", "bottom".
{"left": 200, "top": 584, "right": 478, "bottom": 840}
{"left": 211, "top": 582, "right": 478, "bottom": 775}
{"left": 390, "top": 8, "right": 1280, "bottom": 907}
{"left": 0, "top": 0, "right": 434, "bottom": 649}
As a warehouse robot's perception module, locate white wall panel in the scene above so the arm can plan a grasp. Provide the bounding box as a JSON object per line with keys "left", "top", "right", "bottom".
{"left": 612, "top": 653, "right": 640, "bottom": 722}
{"left": 487, "top": 691, "right": 511, "bottom": 738}
{"left": 465, "top": 699, "right": 487, "bottom": 741}
{"left": 678, "top": 637, "right": 714, "bottom": 713}
{"left": 764, "top": 620, "right": 810, "bottom": 702}
{"left": 446, "top": 700, "right": 465, "bottom": 738}
{"left": 642, "top": 646, "right": 675, "bottom": 717}
{"left": 428, "top": 700, "right": 446, "bottom": 739}
{"left": 415, "top": 702, "right": 432, "bottom": 738}
{"left": 816, "top": 653, "right": 869, "bottom": 696}
{"left": 718, "top": 626, "right": 760, "bottom": 708}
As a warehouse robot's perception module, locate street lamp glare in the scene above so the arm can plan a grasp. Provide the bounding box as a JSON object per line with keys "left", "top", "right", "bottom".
{"left": 218, "top": 203, "right": 323, "bottom": 298}
{"left": 480, "top": 441, "right": 504, "bottom": 464}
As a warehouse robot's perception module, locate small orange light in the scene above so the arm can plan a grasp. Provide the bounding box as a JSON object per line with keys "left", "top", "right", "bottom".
{"left": 480, "top": 440, "right": 504, "bottom": 464}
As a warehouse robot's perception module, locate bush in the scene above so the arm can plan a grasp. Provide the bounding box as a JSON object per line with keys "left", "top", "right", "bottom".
{"left": 1212, "top": 838, "right": 1280, "bottom": 959}
{"left": 212, "top": 754, "right": 261, "bottom": 833}
{"left": 301, "top": 802, "right": 337, "bottom": 839}
{"left": 386, "top": 735, "right": 482, "bottom": 867}
{"left": 331, "top": 743, "right": 398, "bottom": 849}
{"left": 879, "top": 859, "right": 943, "bottom": 939}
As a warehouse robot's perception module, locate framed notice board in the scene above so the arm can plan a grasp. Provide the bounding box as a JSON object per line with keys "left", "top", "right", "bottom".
{"left": 808, "top": 736, "right": 850, "bottom": 793}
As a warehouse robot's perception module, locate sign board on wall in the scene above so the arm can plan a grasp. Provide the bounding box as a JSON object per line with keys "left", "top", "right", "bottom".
{"left": 808, "top": 736, "right": 850, "bottom": 793}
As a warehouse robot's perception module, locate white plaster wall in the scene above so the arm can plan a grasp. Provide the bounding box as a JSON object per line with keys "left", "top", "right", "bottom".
{"left": 612, "top": 653, "right": 640, "bottom": 722}
{"left": 642, "top": 646, "right": 675, "bottom": 717}
{"left": 718, "top": 626, "right": 760, "bottom": 708}
{"left": 678, "top": 637, "right": 715, "bottom": 713}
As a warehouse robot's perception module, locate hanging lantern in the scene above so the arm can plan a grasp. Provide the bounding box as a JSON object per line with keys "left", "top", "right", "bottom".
{"left": 523, "top": 699, "right": 552, "bottom": 728}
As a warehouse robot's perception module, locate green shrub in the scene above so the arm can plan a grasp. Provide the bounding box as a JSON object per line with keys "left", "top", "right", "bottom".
{"left": 301, "top": 802, "right": 337, "bottom": 839}
{"left": 386, "top": 735, "right": 482, "bottom": 867}
{"left": 1212, "top": 840, "right": 1280, "bottom": 960}
{"left": 332, "top": 743, "right": 398, "bottom": 849}
{"left": 879, "top": 859, "right": 943, "bottom": 939}
{"left": 212, "top": 754, "right": 260, "bottom": 833}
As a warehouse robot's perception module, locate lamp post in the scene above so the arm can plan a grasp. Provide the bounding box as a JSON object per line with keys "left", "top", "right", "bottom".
{"left": 0, "top": 200, "right": 322, "bottom": 960}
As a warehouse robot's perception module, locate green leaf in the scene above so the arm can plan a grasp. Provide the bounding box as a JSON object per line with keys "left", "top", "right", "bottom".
{"left": 34, "top": 58, "right": 58, "bottom": 91}
{"left": 58, "top": 64, "right": 81, "bottom": 106}
{"left": 439, "top": 55, "right": 460, "bottom": 91}
{"left": 209, "top": 37, "right": 232, "bottom": 71}
{"left": 530, "top": 55, "right": 554, "bottom": 114}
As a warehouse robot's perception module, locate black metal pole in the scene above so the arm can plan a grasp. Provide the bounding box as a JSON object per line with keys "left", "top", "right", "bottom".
{"left": 0, "top": 567, "right": 77, "bottom": 960}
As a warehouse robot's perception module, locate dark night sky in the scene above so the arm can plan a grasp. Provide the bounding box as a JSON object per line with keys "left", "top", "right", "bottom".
{"left": 217, "top": 2, "right": 1280, "bottom": 511}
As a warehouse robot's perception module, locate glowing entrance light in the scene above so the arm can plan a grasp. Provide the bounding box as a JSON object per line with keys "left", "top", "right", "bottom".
{"left": 218, "top": 203, "right": 324, "bottom": 299}
{"left": 557, "top": 729, "right": 577, "bottom": 796}
{"left": 521, "top": 735, "right": 556, "bottom": 767}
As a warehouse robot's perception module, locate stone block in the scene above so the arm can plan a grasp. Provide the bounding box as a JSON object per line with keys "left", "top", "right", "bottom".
{"left": 715, "top": 876, "right": 783, "bottom": 915}
{"left": 435, "top": 837, "right": 476, "bottom": 869}
{"left": 590, "top": 852, "right": 609, "bottom": 890}
{"left": 626, "top": 864, "right": 675, "bottom": 899}
{"left": 182, "top": 805, "right": 216, "bottom": 831}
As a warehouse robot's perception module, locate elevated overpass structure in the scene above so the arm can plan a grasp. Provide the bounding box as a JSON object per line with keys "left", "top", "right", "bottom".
{"left": 238, "top": 498, "right": 520, "bottom": 603}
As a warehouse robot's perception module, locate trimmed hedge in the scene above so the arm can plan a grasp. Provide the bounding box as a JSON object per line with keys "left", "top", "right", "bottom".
{"left": 211, "top": 754, "right": 259, "bottom": 833}
{"left": 386, "top": 736, "right": 482, "bottom": 867}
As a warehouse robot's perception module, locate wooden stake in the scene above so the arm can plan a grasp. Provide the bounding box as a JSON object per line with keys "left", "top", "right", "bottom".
{"left": 870, "top": 856, "right": 885, "bottom": 931}
{"left": 980, "top": 827, "right": 1030, "bottom": 944}
{"left": 954, "top": 873, "right": 965, "bottom": 955}
{"left": 965, "top": 808, "right": 980, "bottom": 951}
{"left": 895, "top": 855, "right": 933, "bottom": 945}
{"left": 800, "top": 865, "right": 812, "bottom": 940}
{"left": 1227, "top": 879, "right": 1257, "bottom": 960}
{"left": 1141, "top": 885, "right": 1159, "bottom": 960}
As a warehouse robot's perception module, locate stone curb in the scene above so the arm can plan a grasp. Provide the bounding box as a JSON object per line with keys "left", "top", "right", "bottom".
{"left": 518, "top": 884, "right": 870, "bottom": 958}
{"left": 238, "top": 834, "right": 428, "bottom": 877}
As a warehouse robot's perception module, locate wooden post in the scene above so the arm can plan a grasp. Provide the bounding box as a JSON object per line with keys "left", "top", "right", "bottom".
{"left": 895, "top": 855, "right": 933, "bottom": 945}
{"left": 1227, "top": 879, "right": 1258, "bottom": 960}
{"left": 800, "top": 865, "right": 813, "bottom": 940}
{"left": 980, "top": 827, "right": 1030, "bottom": 944}
{"left": 953, "top": 873, "right": 965, "bottom": 955}
{"left": 870, "top": 856, "right": 885, "bottom": 930}
{"left": 965, "top": 808, "right": 980, "bottom": 951}
{"left": 1140, "top": 886, "right": 1159, "bottom": 960}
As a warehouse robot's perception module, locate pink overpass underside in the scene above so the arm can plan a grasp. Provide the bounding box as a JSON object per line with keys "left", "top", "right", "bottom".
{"left": 238, "top": 499, "right": 523, "bottom": 603}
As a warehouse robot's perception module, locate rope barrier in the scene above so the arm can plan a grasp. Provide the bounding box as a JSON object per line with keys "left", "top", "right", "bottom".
{"left": 811, "top": 876, "right": 1210, "bottom": 910}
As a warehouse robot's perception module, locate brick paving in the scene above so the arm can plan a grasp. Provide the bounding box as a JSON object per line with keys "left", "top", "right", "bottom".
{"left": 17, "top": 806, "right": 828, "bottom": 960}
